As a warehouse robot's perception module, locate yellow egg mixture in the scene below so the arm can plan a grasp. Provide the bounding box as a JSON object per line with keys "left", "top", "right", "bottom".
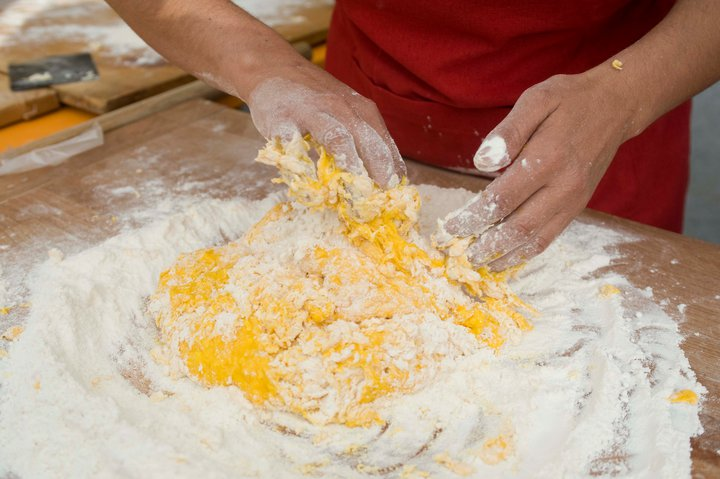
{"left": 150, "top": 135, "right": 534, "bottom": 427}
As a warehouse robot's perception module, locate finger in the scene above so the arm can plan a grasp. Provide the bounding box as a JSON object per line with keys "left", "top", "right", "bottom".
{"left": 265, "top": 120, "right": 302, "bottom": 143}
{"left": 465, "top": 186, "right": 564, "bottom": 266}
{"left": 473, "top": 87, "right": 559, "bottom": 173}
{"left": 442, "top": 157, "right": 547, "bottom": 237}
{"left": 351, "top": 100, "right": 407, "bottom": 185}
{"left": 486, "top": 212, "right": 569, "bottom": 271}
{"left": 351, "top": 121, "right": 405, "bottom": 188}
{"left": 305, "top": 113, "right": 367, "bottom": 176}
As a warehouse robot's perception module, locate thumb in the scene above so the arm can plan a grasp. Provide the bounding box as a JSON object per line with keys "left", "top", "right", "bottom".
{"left": 473, "top": 87, "right": 557, "bottom": 173}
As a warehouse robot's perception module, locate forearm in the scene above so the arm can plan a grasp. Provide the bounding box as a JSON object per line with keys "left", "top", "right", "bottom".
{"left": 106, "top": 0, "right": 305, "bottom": 98}
{"left": 588, "top": 0, "right": 720, "bottom": 140}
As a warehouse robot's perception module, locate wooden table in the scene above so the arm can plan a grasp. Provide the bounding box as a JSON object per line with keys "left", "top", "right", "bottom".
{"left": 0, "top": 99, "right": 717, "bottom": 476}
{"left": 0, "top": 0, "right": 333, "bottom": 114}
{"left": 0, "top": 72, "right": 59, "bottom": 127}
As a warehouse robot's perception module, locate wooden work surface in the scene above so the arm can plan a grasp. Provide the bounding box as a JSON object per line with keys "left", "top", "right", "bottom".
{"left": 0, "top": 0, "right": 333, "bottom": 114}
{"left": 0, "top": 99, "right": 718, "bottom": 476}
{"left": 0, "top": 72, "right": 59, "bottom": 127}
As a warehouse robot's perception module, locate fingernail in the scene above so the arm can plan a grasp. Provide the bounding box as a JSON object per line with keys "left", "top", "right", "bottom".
{"left": 473, "top": 135, "right": 510, "bottom": 172}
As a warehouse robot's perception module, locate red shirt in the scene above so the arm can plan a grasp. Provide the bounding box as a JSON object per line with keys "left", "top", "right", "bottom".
{"left": 325, "top": 0, "right": 690, "bottom": 232}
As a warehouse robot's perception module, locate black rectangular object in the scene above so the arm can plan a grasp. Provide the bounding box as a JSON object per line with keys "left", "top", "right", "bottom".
{"left": 9, "top": 53, "right": 99, "bottom": 91}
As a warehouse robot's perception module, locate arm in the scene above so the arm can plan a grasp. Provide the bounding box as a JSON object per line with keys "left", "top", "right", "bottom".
{"left": 443, "top": 0, "right": 720, "bottom": 270}
{"left": 106, "top": 0, "right": 406, "bottom": 187}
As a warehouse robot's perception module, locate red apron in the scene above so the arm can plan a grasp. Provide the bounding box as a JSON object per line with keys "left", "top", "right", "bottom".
{"left": 325, "top": 0, "right": 689, "bottom": 232}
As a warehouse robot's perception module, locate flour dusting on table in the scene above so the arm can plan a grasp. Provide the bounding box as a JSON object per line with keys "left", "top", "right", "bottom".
{"left": 0, "top": 187, "right": 703, "bottom": 478}
{"left": 0, "top": 0, "right": 333, "bottom": 66}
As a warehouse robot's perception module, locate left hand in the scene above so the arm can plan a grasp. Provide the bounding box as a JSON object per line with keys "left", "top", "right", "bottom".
{"left": 442, "top": 69, "right": 636, "bottom": 271}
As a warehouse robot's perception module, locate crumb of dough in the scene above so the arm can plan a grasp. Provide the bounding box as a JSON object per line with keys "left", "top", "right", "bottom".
{"left": 479, "top": 434, "right": 513, "bottom": 465}
{"left": 0, "top": 307, "right": 9, "bottom": 315}
{"left": 600, "top": 284, "right": 621, "bottom": 297}
{"left": 298, "top": 460, "right": 329, "bottom": 474}
{"left": 150, "top": 135, "right": 533, "bottom": 428}
{"left": 669, "top": 389, "right": 698, "bottom": 405}
{"left": 611, "top": 59, "right": 623, "bottom": 70}
{"left": 1, "top": 325, "right": 23, "bottom": 341}
{"left": 433, "top": 451, "right": 474, "bottom": 476}
{"left": 149, "top": 391, "right": 167, "bottom": 402}
{"left": 400, "top": 464, "right": 430, "bottom": 478}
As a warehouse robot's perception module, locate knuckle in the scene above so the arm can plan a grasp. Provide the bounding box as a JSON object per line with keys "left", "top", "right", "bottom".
{"left": 491, "top": 195, "right": 514, "bottom": 220}
{"left": 320, "top": 124, "right": 351, "bottom": 145}
{"left": 531, "top": 234, "right": 552, "bottom": 254}
{"left": 512, "top": 220, "right": 535, "bottom": 240}
{"left": 565, "top": 173, "right": 591, "bottom": 197}
{"left": 521, "top": 85, "right": 553, "bottom": 106}
{"left": 356, "top": 96, "right": 377, "bottom": 111}
{"left": 533, "top": 86, "right": 555, "bottom": 105}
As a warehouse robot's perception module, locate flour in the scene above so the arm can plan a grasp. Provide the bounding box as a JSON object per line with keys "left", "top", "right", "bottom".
{"left": 473, "top": 135, "right": 511, "bottom": 172}
{"left": 0, "top": 0, "right": 333, "bottom": 66}
{"left": 0, "top": 179, "right": 704, "bottom": 478}
{"left": 0, "top": 0, "right": 163, "bottom": 66}
{"left": 0, "top": 265, "right": 7, "bottom": 309}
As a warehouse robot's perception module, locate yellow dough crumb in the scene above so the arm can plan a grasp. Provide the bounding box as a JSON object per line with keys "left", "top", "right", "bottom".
{"left": 611, "top": 59, "right": 623, "bottom": 70}
{"left": 433, "top": 452, "right": 474, "bottom": 476}
{"left": 600, "top": 284, "right": 621, "bottom": 297}
{"left": 400, "top": 465, "right": 430, "bottom": 478}
{"left": 151, "top": 135, "right": 533, "bottom": 427}
{"left": 1, "top": 325, "right": 23, "bottom": 341}
{"left": 668, "top": 389, "right": 698, "bottom": 405}
{"left": 0, "top": 307, "right": 10, "bottom": 315}
{"left": 479, "top": 434, "right": 513, "bottom": 465}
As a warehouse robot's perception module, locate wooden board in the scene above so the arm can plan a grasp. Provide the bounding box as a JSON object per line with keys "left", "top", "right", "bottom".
{"left": 0, "top": 72, "right": 59, "bottom": 127}
{"left": 0, "top": 0, "right": 333, "bottom": 114}
{"left": 0, "top": 100, "right": 717, "bottom": 476}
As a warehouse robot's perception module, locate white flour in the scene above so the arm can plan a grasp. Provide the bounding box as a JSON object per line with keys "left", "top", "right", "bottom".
{"left": 0, "top": 185, "right": 703, "bottom": 478}
{"left": 0, "top": 0, "right": 333, "bottom": 66}
{"left": 473, "top": 135, "right": 510, "bottom": 172}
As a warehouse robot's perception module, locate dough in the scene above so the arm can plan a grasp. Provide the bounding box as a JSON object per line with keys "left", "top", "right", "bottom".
{"left": 149, "top": 136, "right": 532, "bottom": 426}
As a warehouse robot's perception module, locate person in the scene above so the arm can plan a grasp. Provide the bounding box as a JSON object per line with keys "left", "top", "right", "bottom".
{"left": 108, "top": 0, "right": 720, "bottom": 270}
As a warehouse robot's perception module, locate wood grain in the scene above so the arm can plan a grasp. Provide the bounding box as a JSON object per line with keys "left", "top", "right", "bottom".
{"left": 0, "top": 72, "right": 59, "bottom": 127}
{"left": 0, "top": 0, "right": 333, "bottom": 113}
{"left": 0, "top": 100, "right": 717, "bottom": 476}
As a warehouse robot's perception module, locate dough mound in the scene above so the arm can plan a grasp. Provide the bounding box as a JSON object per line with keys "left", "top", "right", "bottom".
{"left": 149, "top": 136, "right": 532, "bottom": 426}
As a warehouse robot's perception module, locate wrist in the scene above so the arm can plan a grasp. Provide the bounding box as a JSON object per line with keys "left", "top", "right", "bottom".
{"left": 223, "top": 24, "right": 307, "bottom": 100}
{"left": 583, "top": 62, "right": 650, "bottom": 143}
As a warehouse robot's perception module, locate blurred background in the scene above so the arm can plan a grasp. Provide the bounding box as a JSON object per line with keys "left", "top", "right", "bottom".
{"left": 686, "top": 82, "right": 720, "bottom": 243}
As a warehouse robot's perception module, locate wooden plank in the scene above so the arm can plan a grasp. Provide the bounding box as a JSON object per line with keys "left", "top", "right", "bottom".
{"left": 0, "top": 72, "right": 59, "bottom": 127}
{"left": 53, "top": 65, "right": 193, "bottom": 114}
{"left": 1, "top": 80, "right": 223, "bottom": 161}
{"left": 0, "top": 100, "right": 716, "bottom": 476}
{"left": 273, "top": 4, "right": 333, "bottom": 45}
{"left": 0, "top": 0, "right": 333, "bottom": 114}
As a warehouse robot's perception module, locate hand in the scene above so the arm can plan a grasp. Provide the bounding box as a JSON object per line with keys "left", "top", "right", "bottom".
{"left": 247, "top": 63, "right": 406, "bottom": 188}
{"left": 442, "top": 70, "right": 636, "bottom": 270}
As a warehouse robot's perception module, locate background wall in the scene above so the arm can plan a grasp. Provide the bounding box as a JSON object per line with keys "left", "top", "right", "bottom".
{"left": 685, "top": 82, "right": 720, "bottom": 244}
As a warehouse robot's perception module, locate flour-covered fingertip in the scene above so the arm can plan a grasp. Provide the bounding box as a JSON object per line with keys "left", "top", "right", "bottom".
{"left": 473, "top": 135, "right": 511, "bottom": 172}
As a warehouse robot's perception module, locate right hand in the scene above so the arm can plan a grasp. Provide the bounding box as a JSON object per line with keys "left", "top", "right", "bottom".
{"left": 247, "top": 63, "right": 406, "bottom": 188}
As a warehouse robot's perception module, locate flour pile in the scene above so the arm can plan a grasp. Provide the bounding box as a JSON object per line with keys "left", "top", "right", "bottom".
{"left": 0, "top": 154, "right": 703, "bottom": 477}
{"left": 149, "top": 137, "right": 531, "bottom": 428}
